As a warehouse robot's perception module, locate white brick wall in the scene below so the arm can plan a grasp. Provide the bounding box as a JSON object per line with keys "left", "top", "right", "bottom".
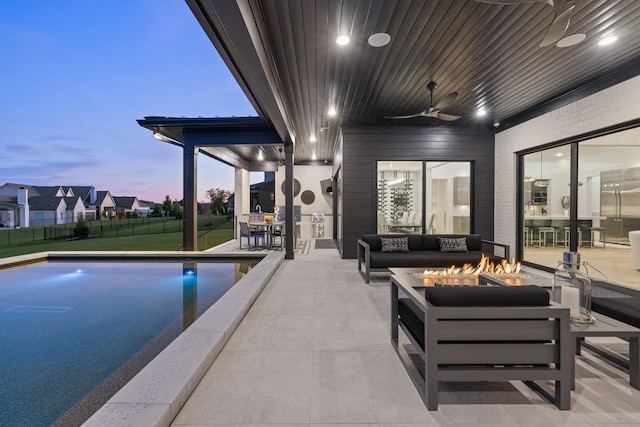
{"left": 495, "top": 75, "right": 640, "bottom": 252}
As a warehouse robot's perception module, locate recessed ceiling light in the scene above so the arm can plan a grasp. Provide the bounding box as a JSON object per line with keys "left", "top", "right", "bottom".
{"left": 477, "top": 107, "right": 487, "bottom": 117}
{"left": 257, "top": 150, "right": 264, "bottom": 161}
{"left": 312, "top": 152, "right": 317, "bottom": 160}
{"left": 336, "top": 35, "right": 350, "bottom": 45}
{"left": 328, "top": 107, "right": 337, "bottom": 117}
{"left": 368, "top": 32, "right": 391, "bottom": 47}
{"left": 556, "top": 33, "right": 586, "bottom": 48}
{"left": 309, "top": 135, "right": 317, "bottom": 142}
{"left": 599, "top": 34, "right": 618, "bottom": 46}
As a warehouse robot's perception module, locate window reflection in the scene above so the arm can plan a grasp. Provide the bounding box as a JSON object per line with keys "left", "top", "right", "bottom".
{"left": 376, "top": 161, "right": 471, "bottom": 235}
{"left": 521, "top": 126, "right": 640, "bottom": 289}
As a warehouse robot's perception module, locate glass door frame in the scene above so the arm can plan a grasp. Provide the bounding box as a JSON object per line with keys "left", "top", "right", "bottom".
{"left": 376, "top": 160, "right": 475, "bottom": 235}
{"left": 516, "top": 118, "right": 640, "bottom": 271}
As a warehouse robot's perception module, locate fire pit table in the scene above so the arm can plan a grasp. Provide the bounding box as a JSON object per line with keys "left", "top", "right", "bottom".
{"left": 390, "top": 268, "right": 640, "bottom": 391}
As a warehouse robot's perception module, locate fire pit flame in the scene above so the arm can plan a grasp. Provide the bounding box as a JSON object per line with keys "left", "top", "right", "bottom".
{"left": 415, "top": 255, "right": 526, "bottom": 280}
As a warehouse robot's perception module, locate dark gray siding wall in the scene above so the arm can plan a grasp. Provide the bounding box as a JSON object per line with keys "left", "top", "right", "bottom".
{"left": 339, "top": 126, "right": 495, "bottom": 259}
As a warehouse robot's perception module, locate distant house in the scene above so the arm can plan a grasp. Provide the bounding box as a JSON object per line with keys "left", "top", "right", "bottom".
{"left": 0, "top": 200, "right": 21, "bottom": 228}
{"left": 95, "top": 191, "right": 117, "bottom": 219}
{"left": 0, "top": 183, "right": 85, "bottom": 226}
{"left": 29, "top": 197, "right": 69, "bottom": 226}
{"left": 0, "top": 182, "right": 149, "bottom": 227}
{"left": 113, "top": 196, "right": 144, "bottom": 217}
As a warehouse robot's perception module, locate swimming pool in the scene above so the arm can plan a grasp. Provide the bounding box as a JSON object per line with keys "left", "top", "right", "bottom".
{"left": 0, "top": 257, "right": 257, "bottom": 426}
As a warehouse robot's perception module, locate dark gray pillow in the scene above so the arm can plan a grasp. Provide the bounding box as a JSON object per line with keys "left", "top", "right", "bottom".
{"left": 381, "top": 237, "right": 410, "bottom": 253}
{"left": 439, "top": 237, "right": 468, "bottom": 252}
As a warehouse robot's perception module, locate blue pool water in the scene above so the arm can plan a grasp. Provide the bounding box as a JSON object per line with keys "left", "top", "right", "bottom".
{"left": 0, "top": 259, "right": 254, "bottom": 426}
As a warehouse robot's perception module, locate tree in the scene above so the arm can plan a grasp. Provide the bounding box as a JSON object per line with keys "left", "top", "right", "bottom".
{"left": 73, "top": 213, "right": 90, "bottom": 238}
{"left": 162, "top": 195, "right": 173, "bottom": 216}
{"left": 206, "top": 188, "right": 232, "bottom": 215}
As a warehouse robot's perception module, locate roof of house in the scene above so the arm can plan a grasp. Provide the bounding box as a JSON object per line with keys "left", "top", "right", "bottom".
{"left": 29, "top": 197, "right": 65, "bottom": 210}
{"left": 64, "top": 197, "right": 83, "bottom": 210}
{"left": 33, "top": 186, "right": 64, "bottom": 197}
{"left": 96, "top": 191, "right": 112, "bottom": 205}
{"left": 113, "top": 196, "right": 138, "bottom": 209}
{"left": 66, "top": 186, "right": 93, "bottom": 201}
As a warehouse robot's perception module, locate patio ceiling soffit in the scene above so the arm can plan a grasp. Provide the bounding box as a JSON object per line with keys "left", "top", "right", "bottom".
{"left": 137, "top": 116, "right": 282, "bottom": 171}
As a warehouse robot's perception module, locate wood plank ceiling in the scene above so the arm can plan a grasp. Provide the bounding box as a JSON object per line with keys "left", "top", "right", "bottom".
{"left": 192, "top": 0, "right": 640, "bottom": 165}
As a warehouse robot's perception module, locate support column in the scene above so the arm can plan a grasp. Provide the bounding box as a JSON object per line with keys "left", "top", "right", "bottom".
{"left": 285, "top": 139, "right": 294, "bottom": 259}
{"left": 234, "top": 167, "right": 251, "bottom": 237}
{"left": 183, "top": 144, "right": 199, "bottom": 251}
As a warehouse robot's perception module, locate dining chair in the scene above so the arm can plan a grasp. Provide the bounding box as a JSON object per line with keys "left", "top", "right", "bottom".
{"left": 270, "top": 223, "right": 285, "bottom": 250}
{"left": 239, "top": 222, "right": 267, "bottom": 249}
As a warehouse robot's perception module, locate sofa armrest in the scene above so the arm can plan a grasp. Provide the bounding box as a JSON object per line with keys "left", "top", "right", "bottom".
{"left": 357, "top": 239, "right": 372, "bottom": 283}
{"left": 481, "top": 239, "right": 510, "bottom": 260}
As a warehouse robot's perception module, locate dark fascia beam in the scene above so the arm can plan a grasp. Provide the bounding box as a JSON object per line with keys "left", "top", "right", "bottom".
{"left": 183, "top": 127, "right": 282, "bottom": 147}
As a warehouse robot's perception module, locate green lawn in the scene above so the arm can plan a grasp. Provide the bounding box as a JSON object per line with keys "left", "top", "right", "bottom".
{"left": 0, "top": 226, "right": 234, "bottom": 258}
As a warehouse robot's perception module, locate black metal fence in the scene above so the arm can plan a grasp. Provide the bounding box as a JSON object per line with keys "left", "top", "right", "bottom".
{"left": 0, "top": 215, "right": 232, "bottom": 246}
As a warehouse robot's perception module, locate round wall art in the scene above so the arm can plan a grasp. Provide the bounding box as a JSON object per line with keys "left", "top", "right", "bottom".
{"left": 301, "top": 190, "right": 315, "bottom": 205}
{"left": 281, "top": 179, "right": 301, "bottom": 196}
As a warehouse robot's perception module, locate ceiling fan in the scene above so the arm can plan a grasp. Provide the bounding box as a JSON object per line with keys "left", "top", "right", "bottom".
{"left": 385, "top": 82, "right": 461, "bottom": 121}
{"left": 475, "top": 0, "right": 583, "bottom": 47}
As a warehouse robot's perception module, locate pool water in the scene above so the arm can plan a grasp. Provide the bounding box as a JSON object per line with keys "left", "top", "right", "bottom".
{"left": 0, "top": 259, "right": 252, "bottom": 426}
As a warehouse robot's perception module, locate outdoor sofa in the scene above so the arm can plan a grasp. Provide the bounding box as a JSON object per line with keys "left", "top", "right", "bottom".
{"left": 391, "top": 280, "right": 572, "bottom": 410}
{"left": 357, "top": 233, "right": 509, "bottom": 283}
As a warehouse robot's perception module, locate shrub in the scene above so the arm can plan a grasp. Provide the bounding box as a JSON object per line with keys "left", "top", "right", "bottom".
{"left": 74, "top": 213, "right": 90, "bottom": 238}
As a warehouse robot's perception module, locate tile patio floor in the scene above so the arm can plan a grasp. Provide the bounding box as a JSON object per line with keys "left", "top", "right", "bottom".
{"left": 172, "top": 240, "right": 640, "bottom": 426}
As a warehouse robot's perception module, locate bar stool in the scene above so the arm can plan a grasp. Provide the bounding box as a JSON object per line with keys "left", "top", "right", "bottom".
{"left": 538, "top": 226, "right": 556, "bottom": 247}
{"left": 563, "top": 227, "right": 582, "bottom": 248}
{"left": 524, "top": 227, "right": 531, "bottom": 246}
{"left": 590, "top": 227, "right": 606, "bottom": 248}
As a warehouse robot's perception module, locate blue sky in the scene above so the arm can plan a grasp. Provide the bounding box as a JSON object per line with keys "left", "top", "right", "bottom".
{"left": 1, "top": 1, "right": 257, "bottom": 202}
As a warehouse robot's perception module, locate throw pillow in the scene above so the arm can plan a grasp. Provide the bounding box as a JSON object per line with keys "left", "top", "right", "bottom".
{"left": 439, "top": 237, "right": 468, "bottom": 252}
{"left": 380, "top": 237, "right": 410, "bottom": 253}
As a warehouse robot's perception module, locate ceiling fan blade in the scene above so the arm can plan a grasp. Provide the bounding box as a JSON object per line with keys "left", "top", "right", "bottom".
{"left": 385, "top": 111, "right": 427, "bottom": 119}
{"left": 434, "top": 92, "right": 459, "bottom": 110}
{"left": 436, "top": 112, "right": 461, "bottom": 121}
{"left": 474, "top": 0, "right": 553, "bottom": 5}
{"left": 540, "top": 4, "right": 575, "bottom": 47}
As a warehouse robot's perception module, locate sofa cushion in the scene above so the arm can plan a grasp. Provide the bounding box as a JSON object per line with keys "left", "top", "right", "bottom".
{"left": 362, "top": 234, "right": 424, "bottom": 251}
{"left": 424, "top": 285, "right": 550, "bottom": 307}
{"left": 439, "top": 237, "right": 468, "bottom": 252}
{"left": 592, "top": 297, "right": 640, "bottom": 328}
{"left": 381, "top": 237, "right": 410, "bottom": 253}
{"left": 423, "top": 234, "right": 482, "bottom": 251}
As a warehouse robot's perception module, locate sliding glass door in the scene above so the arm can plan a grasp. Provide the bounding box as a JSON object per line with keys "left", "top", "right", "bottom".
{"left": 519, "top": 125, "right": 640, "bottom": 289}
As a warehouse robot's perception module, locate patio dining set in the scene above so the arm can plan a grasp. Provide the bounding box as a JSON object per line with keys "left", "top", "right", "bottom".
{"left": 239, "top": 219, "right": 286, "bottom": 250}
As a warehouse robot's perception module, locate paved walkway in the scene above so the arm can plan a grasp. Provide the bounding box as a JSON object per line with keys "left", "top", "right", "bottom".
{"left": 172, "top": 240, "right": 640, "bottom": 426}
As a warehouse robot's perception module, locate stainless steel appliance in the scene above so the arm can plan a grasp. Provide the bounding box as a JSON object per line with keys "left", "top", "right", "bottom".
{"left": 600, "top": 167, "right": 640, "bottom": 244}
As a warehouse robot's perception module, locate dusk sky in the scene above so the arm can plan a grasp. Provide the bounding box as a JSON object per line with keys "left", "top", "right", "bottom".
{"left": 1, "top": 1, "right": 257, "bottom": 203}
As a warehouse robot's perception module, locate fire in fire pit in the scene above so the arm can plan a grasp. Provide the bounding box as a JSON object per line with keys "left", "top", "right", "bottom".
{"left": 413, "top": 255, "right": 527, "bottom": 280}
